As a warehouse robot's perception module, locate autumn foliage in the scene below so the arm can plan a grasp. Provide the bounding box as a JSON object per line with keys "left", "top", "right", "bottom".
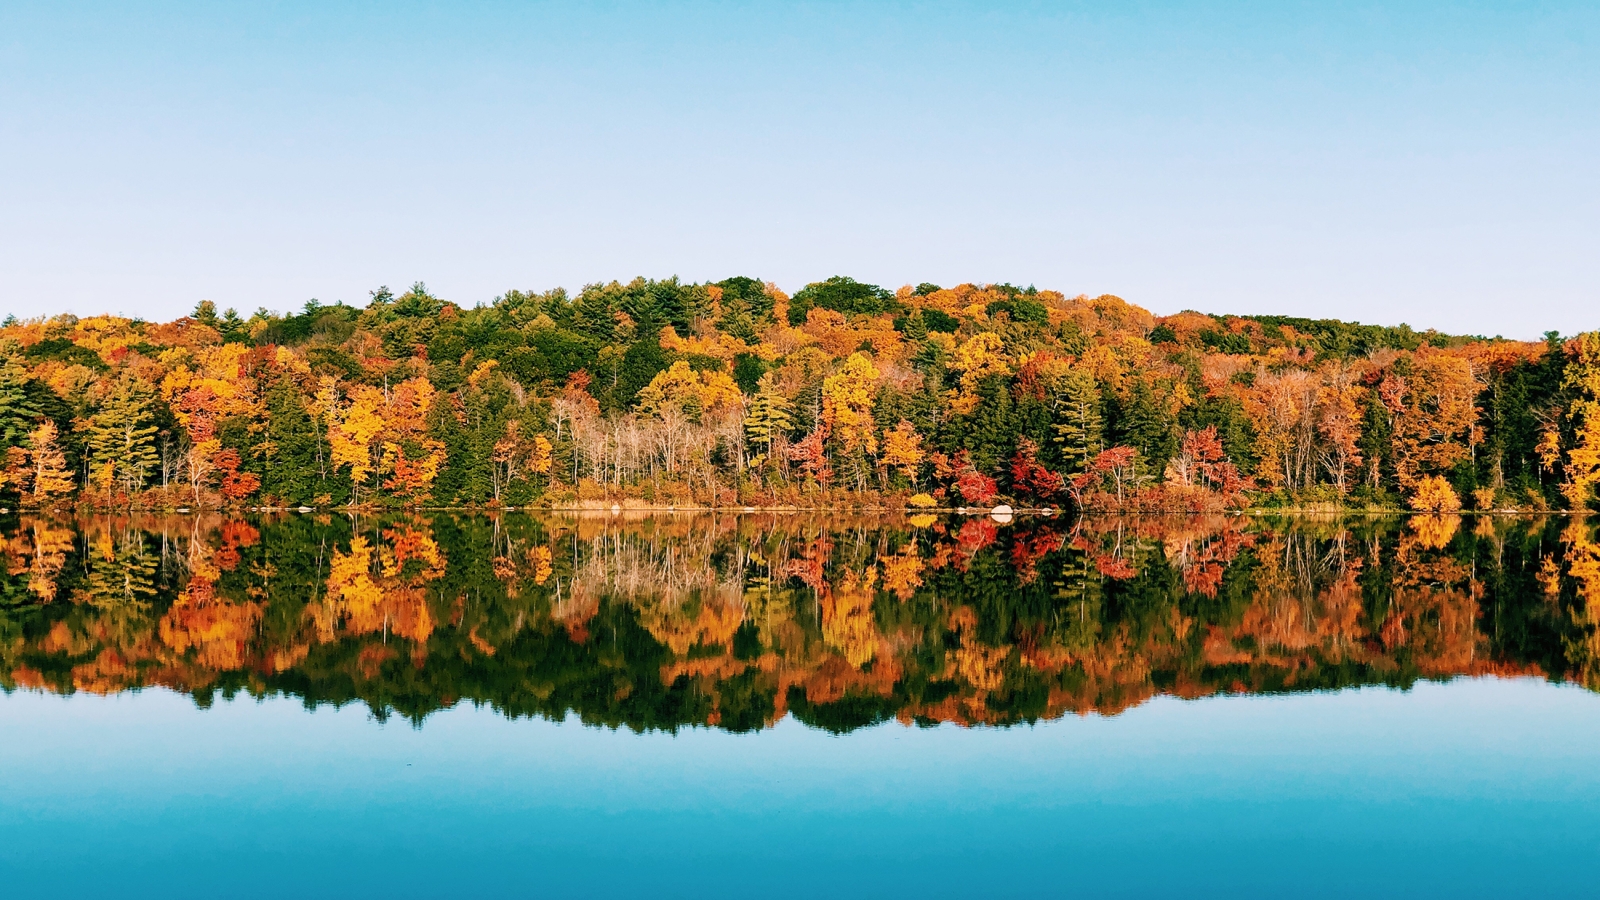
{"left": 0, "top": 278, "right": 1596, "bottom": 511}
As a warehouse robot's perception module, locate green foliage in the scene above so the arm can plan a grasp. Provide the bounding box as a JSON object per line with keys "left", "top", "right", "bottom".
{"left": 86, "top": 378, "right": 161, "bottom": 499}
{"left": 1051, "top": 369, "right": 1103, "bottom": 472}
{"left": 1241, "top": 314, "right": 1434, "bottom": 358}
{"left": 787, "top": 276, "right": 895, "bottom": 325}
{"left": 260, "top": 376, "right": 336, "bottom": 505}
{"left": 939, "top": 375, "right": 1051, "bottom": 474}
{"left": 921, "top": 309, "right": 959, "bottom": 333}
{"left": 0, "top": 357, "right": 37, "bottom": 451}
{"left": 494, "top": 329, "right": 596, "bottom": 389}
{"left": 1182, "top": 394, "right": 1257, "bottom": 474}
{"left": 23, "top": 338, "right": 108, "bottom": 372}
{"left": 252, "top": 300, "right": 360, "bottom": 347}
{"left": 716, "top": 276, "right": 774, "bottom": 326}
{"left": 732, "top": 353, "right": 768, "bottom": 394}
{"left": 597, "top": 336, "right": 671, "bottom": 414}
{"left": 1108, "top": 379, "right": 1180, "bottom": 478}
{"left": 985, "top": 298, "right": 1048, "bottom": 325}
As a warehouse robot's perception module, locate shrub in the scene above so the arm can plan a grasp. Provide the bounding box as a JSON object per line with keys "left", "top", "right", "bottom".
{"left": 1410, "top": 475, "right": 1462, "bottom": 513}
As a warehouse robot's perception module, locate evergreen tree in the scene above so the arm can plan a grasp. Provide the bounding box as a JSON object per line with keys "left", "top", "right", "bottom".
{"left": 430, "top": 389, "right": 499, "bottom": 506}
{"left": 1355, "top": 389, "right": 1398, "bottom": 503}
{"left": 1051, "top": 368, "right": 1103, "bottom": 473}
{"left": 1182, "top": 394, "right": 1257, "bottom": 475}
{"left": 428, "top": 395, "right": 473, "bottom": 504}
{"left": 602, "top": 336, "right": 671, "bottom": 414}
{"left": 192, "top": 299, "right": 220, "bottom": 329}
{"left": 219, "top": 307, "right": 247, "bottom": 343}
{"left": 260, "top": 377, "right": 325, "bottom": 505}
{"left": 86, "top": 378, "right": 160, "bottom": 501}
{"left": 464, "top": 390, "right": 503, "bottom": 504}
{"left": 1111, "top": 379, "right": 1180, "bottom": 478}
{"left": 0, "top": 356, "right": 36, "bottom": 453}
{"left": 744, "top": 373, "right": 793, "bottom": 471}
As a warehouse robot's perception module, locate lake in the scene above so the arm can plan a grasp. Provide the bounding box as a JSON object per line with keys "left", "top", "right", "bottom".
{"left": 3, "top": 511, "right": 1599, "bottom": 896}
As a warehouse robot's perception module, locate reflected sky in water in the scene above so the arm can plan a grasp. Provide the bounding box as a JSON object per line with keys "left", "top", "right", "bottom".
{"left": 3, "top": 679, "right": 1599, "bottom": 897}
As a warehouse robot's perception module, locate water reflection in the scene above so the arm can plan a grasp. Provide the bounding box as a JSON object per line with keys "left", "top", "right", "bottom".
{"left": 1, "top": 511, "right": 1595, "bottom": 731}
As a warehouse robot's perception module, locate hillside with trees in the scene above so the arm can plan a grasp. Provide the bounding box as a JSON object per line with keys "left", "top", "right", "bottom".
{"left": 1, "top": 277, "right": 1597, "bottom": 512}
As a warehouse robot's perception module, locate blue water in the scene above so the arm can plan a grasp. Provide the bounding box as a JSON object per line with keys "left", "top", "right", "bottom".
{"left": 3, "top": 677, "right": 1598, "bottom": 897}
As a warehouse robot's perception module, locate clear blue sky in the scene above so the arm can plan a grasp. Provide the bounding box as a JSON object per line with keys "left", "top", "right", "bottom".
{"left": 2, "top": 1, "right": 1595, "bottom": 338}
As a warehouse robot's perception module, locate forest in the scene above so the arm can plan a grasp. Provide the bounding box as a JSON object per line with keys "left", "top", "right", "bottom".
{"left": 1, "top": 276, "right": 1598, "bottom": 512}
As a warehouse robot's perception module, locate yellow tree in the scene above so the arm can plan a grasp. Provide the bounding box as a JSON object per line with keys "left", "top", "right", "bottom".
{"left": 322, "top": 381, "right": 387, "bottom": 499}
{"left": 879, "top": 419, "right": 925, "bottom": 486}
{"left": 949, "top": 332, "right": 1010, "bottom": 414}
{"left": 162, "top": 342, "right": 262, "bottom": 502}
{"left": 635, "top": 360, "right": 744, "bottom": 422}
{"left": 634, "top": 360, "right": 701, "bottom": 419}
{"left": 822, "top": 352, "right": 880, "bottom": 489}
{"left": 25, "top": 420, "right": 74, "bottom": 505}
{"left": 823, "top": 353, "right": 880, "bottom": 455}
{"left": 1562, "top": 332, "right": 1600, "bottom": 509}
{"left": 530, "top": 434, "right": 554, "bottom": 477}
{"left": 1409, "top": 474, "right": 1462, "bottom": 512}
{"left": 320, "top": 376, "right": 444, "bottom": 503}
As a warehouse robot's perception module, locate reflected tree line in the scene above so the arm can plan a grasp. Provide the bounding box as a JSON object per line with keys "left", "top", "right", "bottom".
{"left": 2, "top": 511, "right": 1598, "bottom": 732}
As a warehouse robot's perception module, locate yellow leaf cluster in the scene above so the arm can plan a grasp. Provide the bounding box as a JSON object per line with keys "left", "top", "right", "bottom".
{"left": 635, "top": 360, "right": 744, "bottom": 421}
{"left": 530, "top": 434, "right": 554, "bottom": 475}
{"left": 953, "top": 332, "right": 1010, "bottom": 395}
{"left": 1562, "top": 333, "right": 1600, "bottom": 508}
{"left": 1409, "top": 475, "right": 1462, "bottom": 513}
{"left": 880, "top": 419, "right": 925, "bottom": 481}
{"left": 821, "top": 352, "right": 881, "bottom": 456}
{"left": 321, "top": 376, "right": 444, "bottom": 497}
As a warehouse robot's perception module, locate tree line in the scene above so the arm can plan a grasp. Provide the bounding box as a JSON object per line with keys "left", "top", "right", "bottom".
{"left": 1, "top": 276, "right": 1597, "bottom": 511}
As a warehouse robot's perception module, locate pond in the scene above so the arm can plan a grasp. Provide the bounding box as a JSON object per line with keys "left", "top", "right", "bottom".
{"left": 2, "top": 511, "right": 1599, "bottom": 896}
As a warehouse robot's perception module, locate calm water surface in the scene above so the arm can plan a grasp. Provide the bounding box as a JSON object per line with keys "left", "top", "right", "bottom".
{"left": 3, "top": 511, "right": 1599, "bottom": 896}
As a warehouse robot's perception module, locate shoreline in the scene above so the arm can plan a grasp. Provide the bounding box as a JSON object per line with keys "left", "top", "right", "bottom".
{"left": 1, "top": 503, "right": 1586, "bottom": 517}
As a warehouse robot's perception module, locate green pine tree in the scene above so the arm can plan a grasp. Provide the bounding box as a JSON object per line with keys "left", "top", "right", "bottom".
{"left": 1052, "top": 368, "right": 1105, "bottom": 472}
{"left": 0, "top": 355, "right": 37, "bottom": 453}
{"left": 260, "top": 376, "right": 323, "bottom": 505}
{"left": 427, "top": 391, "right": 474, "bottom": 504}
{"left": 86, "top": 378, "right": 160, "bottom": 502}
{"left": 1113, "top": 379, "right": 1179, "bottom": 477}
{"left": 744, "top": 373, "right": 793, "bottom": 470}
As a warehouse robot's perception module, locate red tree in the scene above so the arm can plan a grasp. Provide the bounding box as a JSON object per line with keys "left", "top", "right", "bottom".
{"left": 1009, "top": 437, "right": 1064, "bottom": 501}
